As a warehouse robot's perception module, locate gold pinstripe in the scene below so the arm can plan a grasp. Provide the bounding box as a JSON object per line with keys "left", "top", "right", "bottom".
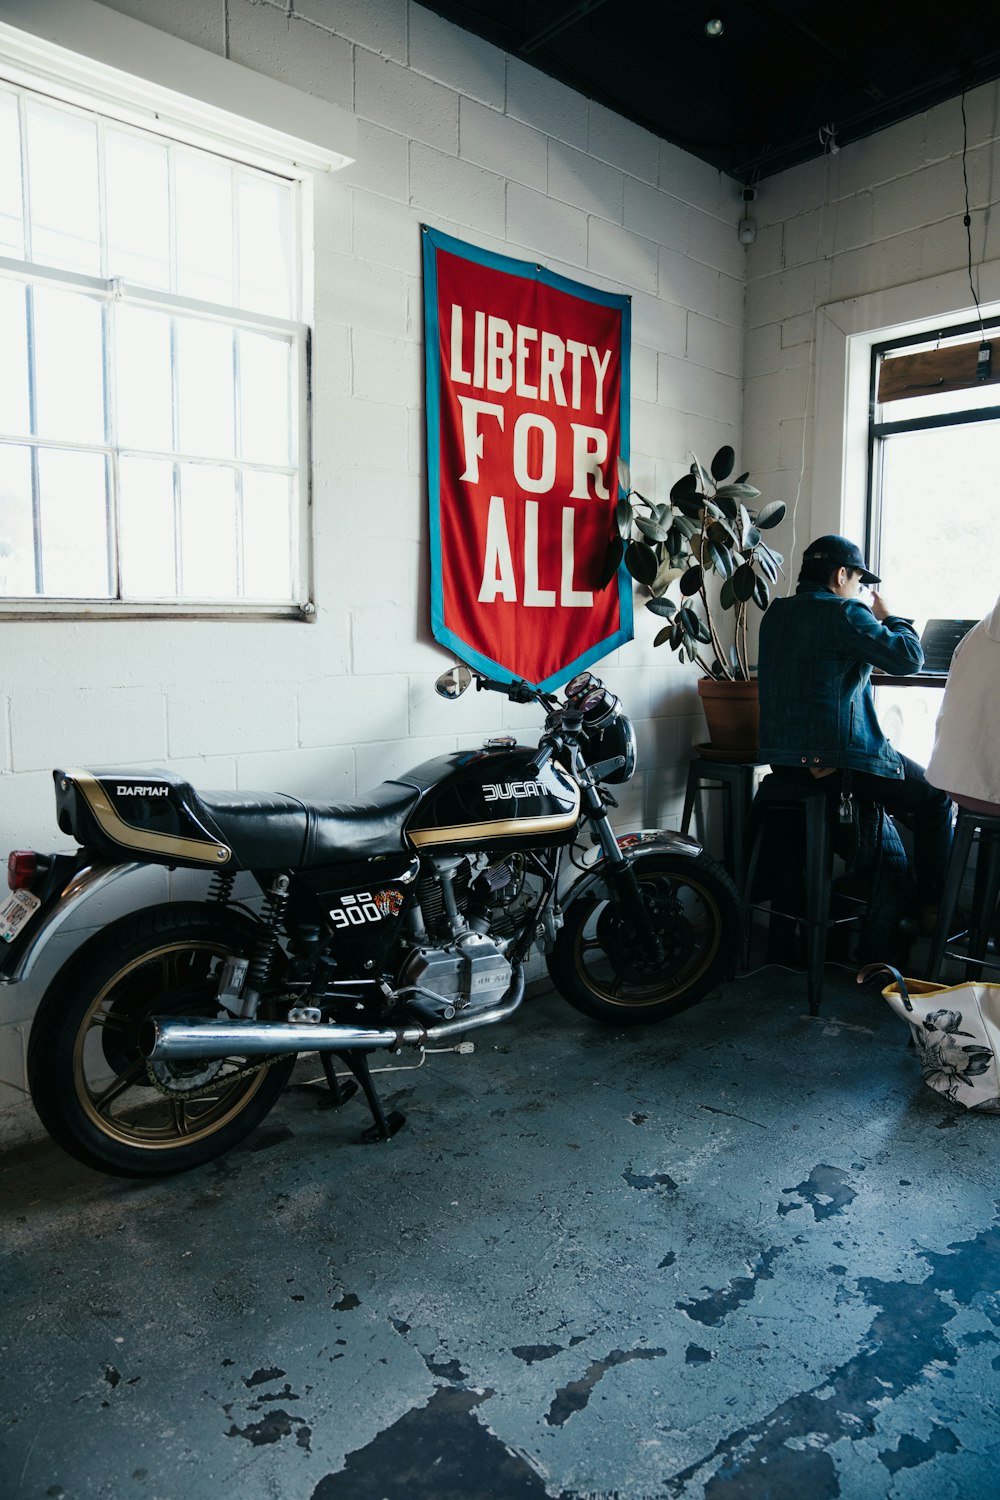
{"left": 68, "top": 769, "right": 231, "bottom": 865}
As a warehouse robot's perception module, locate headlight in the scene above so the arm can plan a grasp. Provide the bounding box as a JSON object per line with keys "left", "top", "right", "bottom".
{"left": 582, "top": 706, "right": 637, "bottom": 784}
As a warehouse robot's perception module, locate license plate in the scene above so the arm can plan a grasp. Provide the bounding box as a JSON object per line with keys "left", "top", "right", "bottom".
{"left": 0, "top": 889, "right": 41, "bottom": 943}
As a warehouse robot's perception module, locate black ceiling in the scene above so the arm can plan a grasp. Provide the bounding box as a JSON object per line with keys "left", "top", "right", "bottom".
{"left": 417, "top": 1, "right": 1000, "bottom": 181}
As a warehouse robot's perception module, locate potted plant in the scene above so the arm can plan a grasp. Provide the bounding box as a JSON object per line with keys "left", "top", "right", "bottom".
{"left": 602, "top": 445, "right": 785, "bottom": 755}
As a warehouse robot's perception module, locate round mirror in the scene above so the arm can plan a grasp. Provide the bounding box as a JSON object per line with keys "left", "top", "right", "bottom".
{"left": 435, "top": 664, "right": 472, "bottom": 699}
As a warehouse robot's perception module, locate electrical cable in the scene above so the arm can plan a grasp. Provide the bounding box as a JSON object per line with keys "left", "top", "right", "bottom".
{"left": 783, "top": 142, "right": 833, "bottom": 594}
{"left": 960, "top": 84, "right": 987, "bottom": 342}
{"left": 299, "top": 1039, "right": 477, "bottom": 1090}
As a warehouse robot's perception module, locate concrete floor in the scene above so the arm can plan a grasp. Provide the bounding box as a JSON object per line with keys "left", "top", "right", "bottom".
{"left": 2, "top": 963, "right": 1000, "bottom": 1500}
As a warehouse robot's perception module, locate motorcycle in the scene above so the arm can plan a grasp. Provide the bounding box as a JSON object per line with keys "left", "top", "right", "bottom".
{"left": 0, "top": 667, "right": 739, "bottom": 1178}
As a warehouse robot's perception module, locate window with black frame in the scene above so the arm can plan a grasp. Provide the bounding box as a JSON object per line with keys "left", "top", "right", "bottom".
{"left": 868, "top": 319, "right": 1000, "bottom": 619}
{"left": 867, "top": 320, "right": 1000, "bottom": 762}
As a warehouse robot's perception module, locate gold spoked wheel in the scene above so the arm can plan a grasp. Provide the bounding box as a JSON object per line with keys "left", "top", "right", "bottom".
{"left": 28, "top": 904, "right": 294, "bottom": 1177}
{"left": 547, "top": 851, "right": 740, "bottom": 1024}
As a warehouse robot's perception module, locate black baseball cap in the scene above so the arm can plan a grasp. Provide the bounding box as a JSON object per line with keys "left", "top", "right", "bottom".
{"left": 802, "top": 534, "right": 880, "bottom": 586}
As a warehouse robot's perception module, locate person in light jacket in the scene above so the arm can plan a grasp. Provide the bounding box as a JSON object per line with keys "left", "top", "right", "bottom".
{"left": 926, "top": 594, "right": 1000, "bottom": 816}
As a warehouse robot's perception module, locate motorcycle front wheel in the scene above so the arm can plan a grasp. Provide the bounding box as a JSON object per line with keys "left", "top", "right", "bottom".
{"left": 547, "top": 851, "right": 739, "bottom": 1023}
{"left": 28, "top": 903, "right": 295, "bottom": 1178}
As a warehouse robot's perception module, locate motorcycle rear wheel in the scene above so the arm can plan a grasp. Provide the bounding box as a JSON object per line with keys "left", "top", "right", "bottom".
{"left": 547, "top": 851, "right": 738, "bottom": 1023}
{"left": 28, "top": 903, "right": 295, "bottom": 1178}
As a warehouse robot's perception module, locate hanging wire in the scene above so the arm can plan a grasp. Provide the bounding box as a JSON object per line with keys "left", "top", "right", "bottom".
{"left": 783, "top": 140, "right": 834, "bottom": 594}
{"left": 960, "top": 84, "right": 987, "bottom": 342}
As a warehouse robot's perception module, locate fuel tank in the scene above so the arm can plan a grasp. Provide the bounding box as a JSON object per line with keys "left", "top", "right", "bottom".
{"left": 395, "top": 745, "right": 581, "bottom": 855}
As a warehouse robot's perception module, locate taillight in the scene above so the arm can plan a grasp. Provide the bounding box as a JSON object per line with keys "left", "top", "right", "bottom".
{"left": 7, "top": 851, "right": 38, "bottom": 891}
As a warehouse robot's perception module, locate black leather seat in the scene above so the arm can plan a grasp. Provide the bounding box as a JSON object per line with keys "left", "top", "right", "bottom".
{"left": 195, "top": 782, "right": 422, "bottom": 869}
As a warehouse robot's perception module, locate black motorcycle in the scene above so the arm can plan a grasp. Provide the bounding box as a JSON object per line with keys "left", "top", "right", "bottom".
{"left": 0, "top": 667, "right": 739, "bottom": 1178}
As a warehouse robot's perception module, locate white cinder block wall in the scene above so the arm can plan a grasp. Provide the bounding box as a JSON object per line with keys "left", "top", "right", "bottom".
{"left": 0, "top": 0, "right": 747, "bottom": 1142}
{"left": 742, "top": 79, "right": 1000, "bottom": 589}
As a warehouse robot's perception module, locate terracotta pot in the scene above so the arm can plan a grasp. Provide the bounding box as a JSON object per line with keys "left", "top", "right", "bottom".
{"left": 697, "top": 677, "right": 760, "bottom": 756}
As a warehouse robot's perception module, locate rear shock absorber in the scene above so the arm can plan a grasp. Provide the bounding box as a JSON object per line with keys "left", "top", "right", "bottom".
{"left": 208, "top": 869, "right": 236, "bottom": 905}
{"left": 238, "top": 873, "right": 290, "bottom": 1018}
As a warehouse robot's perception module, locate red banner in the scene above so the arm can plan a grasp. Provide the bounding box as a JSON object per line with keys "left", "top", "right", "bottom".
{"left": 423, "top": 227, "right": 632, "bottom": 689}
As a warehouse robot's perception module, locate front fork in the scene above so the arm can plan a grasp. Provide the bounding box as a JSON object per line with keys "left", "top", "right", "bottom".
{"left": 581, "top": 785, "right": 663, "bottom": 955}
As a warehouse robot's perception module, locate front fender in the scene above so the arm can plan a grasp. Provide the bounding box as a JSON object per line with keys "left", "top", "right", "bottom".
{"left": 0, "top": 861, "right": 144, "bottom": 984}
{"left": 561, "top": 827, "right": 703, "bottom": 907}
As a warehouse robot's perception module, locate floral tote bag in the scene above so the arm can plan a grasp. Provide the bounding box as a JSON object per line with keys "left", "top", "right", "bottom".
{"left": 857, "top": 963, "right": 1000, "bottom": 1113}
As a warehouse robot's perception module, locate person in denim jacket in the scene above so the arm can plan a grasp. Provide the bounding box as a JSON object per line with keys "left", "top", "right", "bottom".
{"left": 758, "top": 534, "right": 952, "bottom": 928}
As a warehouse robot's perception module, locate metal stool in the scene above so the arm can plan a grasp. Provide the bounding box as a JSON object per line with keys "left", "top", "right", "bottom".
{"left": 926, "top": 808, "right": 1000, "bottom": 981}
{"left": 742, "top": 776, "right": 866, "bottom": 1015}
{"left": 680, "top": 756, "right": 760, "bottom": 885}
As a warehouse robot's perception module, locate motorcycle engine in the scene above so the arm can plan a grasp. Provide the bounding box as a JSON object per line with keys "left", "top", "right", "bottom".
{"left": 398, "top": 932, "right": 512, "bottom": 1018}
{"left": 399, "top": 853, "right": 519, "bottom": 1018}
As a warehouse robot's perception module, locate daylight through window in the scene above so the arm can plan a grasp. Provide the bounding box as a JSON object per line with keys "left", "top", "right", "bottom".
{"left": 0, "top": 80, "right": 308, "bottom": 613}
{"left": 868, "top": 319, "right": 1000, "bottom": 623}
{"left": 868, "top": 319, "right": 1000, "bottom": 764}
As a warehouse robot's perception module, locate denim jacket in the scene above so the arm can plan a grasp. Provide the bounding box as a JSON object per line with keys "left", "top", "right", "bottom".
{"left": 757, "top": 582, "right": 923, "bottom": 780}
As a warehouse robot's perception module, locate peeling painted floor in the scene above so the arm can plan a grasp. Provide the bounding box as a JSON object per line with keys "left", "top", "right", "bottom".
{"left": 3, "top": 965, "right": 1000, "bottom": 1499}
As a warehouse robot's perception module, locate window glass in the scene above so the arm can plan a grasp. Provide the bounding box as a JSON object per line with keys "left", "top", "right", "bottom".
{"left": 105, "top": 128, "right": 170, "bottom": 290}
{"left": 0, "top": 443, "right": 35, "bottom": 595}
{"left": 876, "top": 422, "right": 1000, "bottom": 623}
{"left": 32, "top": 286, "right": 106, "bottom": 446}
{"left": 878, "top": 380, "right": 1000, "bottom": 424}
{"left": 0, "top": 279, "right": 29, "bottom": 436}
{"left": 178, "top": 462, "right": 237, "bottom": 598}
{"left": 114, "top": 304, "right": 173, "bottom": 453}
{"left": 36, "top": 448, "right": 109, "bottom": 597}
{"left": 239, "top": 170, "right": 293, "bottom": 318}
{"left": 239, "top": 331, "right": 291, "bottom": 466}
{"left": 176, "top": 319, "right": 235, "bottom": 460}
{"left": 25, "top": 98, "right": 101, "bottom": 274}
{"left": 175, "top": 151, "right": 233, "bottom": 307}
{"left": 242, "top": 471, "right": 294, "bottom": 599}
{"left": 0, "top": 81, "right": 304, "bottom": 613}
{"left": 0, "top": 90, "right": 23, "bottom": 258}
{"left": 119, "top": 455, "right": 176, "bottom": 598}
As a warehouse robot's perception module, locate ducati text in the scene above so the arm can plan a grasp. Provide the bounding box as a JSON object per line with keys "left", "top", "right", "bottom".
{"left": 482, "top": 781, "right": 545, "bottom": 802}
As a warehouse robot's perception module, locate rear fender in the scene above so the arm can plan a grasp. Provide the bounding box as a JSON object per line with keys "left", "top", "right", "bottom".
{"left": 0, "top": 858, "right": 144, "bottom": 985}
{"left": 561, "top": 827, "right": 703, "bottom": 909}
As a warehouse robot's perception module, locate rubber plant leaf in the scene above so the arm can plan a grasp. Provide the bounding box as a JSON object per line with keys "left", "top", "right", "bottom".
{"left": 646, "top": 597, "right": 678, "bottom": 618}
{"left": 625, "top": 540, "right": 658, "bottom": 585}
{"left": 733, "top": 562, "right": 757, "bottom": 602}
{"left": 679, "top": 563, "right": 703, "bottom": 596}
{"left": 597, "top": 537, "right": 625, "bottom": 590}
{"left": 711, "top": 444, "right": 735, "bottom": 482}
{"left": 755, "top": 501, "right": 786, "bottom": 530}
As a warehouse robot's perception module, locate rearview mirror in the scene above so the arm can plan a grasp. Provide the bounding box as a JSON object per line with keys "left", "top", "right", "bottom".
{"left": 435, "top": 664, "right": 472, "bottom": 699}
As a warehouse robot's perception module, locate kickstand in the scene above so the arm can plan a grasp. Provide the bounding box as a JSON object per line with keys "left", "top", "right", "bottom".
{"left": 335, "top": 1051, "right": 406, "bottom": 1144}
{"left": 313, "top": 1052, "right": 360, "bottom": 1111}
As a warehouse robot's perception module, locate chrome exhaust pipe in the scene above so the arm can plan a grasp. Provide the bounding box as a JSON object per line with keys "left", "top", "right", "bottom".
{"left": 142, "top": 966, "right": 525, "bottom": 1063}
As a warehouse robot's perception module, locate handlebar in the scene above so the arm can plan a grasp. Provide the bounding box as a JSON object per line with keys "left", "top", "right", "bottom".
{"left": 474, "top": 674, "right": 546, "bottom": 705}
{"left": 441, "top": 666, "right": 627, "bottom": 784}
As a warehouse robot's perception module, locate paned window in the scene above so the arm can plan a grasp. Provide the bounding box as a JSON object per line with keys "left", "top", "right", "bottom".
{"left": 868, "top": 319, "right": 1000, "bottom": 762}
{"left": 0, "top": 81, "right": 309, "bottom": 615}
{"left": 868, "top": 320, "right": 1000, "bottom": 622}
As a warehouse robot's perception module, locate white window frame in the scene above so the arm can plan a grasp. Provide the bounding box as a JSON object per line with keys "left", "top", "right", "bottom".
{"left": 0, "top": 0, "right": 356, "bottom": 621}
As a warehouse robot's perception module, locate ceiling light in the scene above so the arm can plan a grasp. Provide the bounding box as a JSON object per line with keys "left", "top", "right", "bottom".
{"left": 705, "top": 18, "right": 725, "bottom": 38}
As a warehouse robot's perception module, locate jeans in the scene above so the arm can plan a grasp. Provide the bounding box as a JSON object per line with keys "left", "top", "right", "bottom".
{"left": 771, "top": 755, "right": 953, "bottom": 907}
